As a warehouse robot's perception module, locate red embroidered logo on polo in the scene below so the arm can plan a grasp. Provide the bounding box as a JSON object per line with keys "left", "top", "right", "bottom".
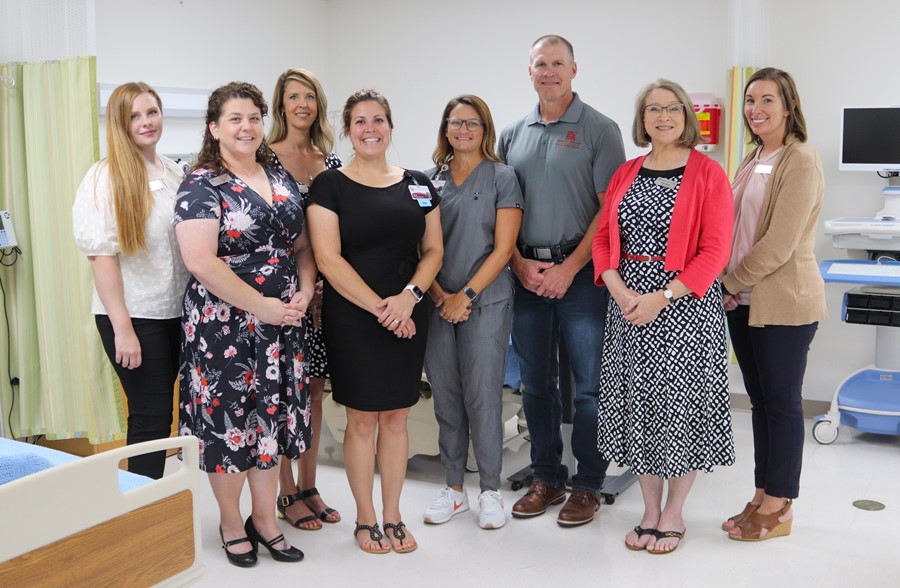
{"left": 556, "top": 130, "right": 582, "bottom": 149}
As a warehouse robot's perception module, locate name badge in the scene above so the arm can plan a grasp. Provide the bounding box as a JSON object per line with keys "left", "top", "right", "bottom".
{"left": 654, "top": 176, "right": 678, "bottom": 190}
{"left": 753, "top": 164, "right": 773, "bottom": 174}
{"left": 210, "top": 174, "right": 231, "bottom": 186}
{"left": 409, "top": 185, "right": 432, "bottom": 207}
{"left": 149, "top": 179, "right": 164, "bottom": 191}
{"left": 431, "top": 180, "right": 446, "bottom": 196}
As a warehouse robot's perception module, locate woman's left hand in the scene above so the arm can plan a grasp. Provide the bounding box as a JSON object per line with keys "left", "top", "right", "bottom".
{"left": 622, "top": 291, "right": 668, "bottom": 327}
{"left": 376, "top": 292, "right": 416, "bottom": 329}
{"left": 284, "top": 291, "right": 311, "bottom": 326}
{"left": 392, "top": 317, "right": 417, "bottom": 339}
{"left": 439, "top": 292, "right": 472, "bottom": 324}
{"left": 723, "top": 293, "right": 739, "bottom": 312}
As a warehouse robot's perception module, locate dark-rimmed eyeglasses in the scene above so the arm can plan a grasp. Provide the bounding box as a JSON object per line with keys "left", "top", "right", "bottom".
{"left": 446, "top": 118, "right": 484, "bottom": 130}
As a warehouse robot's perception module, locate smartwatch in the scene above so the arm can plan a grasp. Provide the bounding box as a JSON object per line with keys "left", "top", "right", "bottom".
{"left": 404, "top": 284, "right": 424, "bottom": 303}
{"left": 463, "top": 286, "right": 478, "bottom": 303}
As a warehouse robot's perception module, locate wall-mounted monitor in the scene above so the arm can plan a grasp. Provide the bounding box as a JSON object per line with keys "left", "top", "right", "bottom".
{"left": 840, "top": 106, "right": 900, "bottom": 173}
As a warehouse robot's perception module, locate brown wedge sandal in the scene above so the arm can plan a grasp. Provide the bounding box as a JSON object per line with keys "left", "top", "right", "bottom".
{"left": 729, "top": 500, "right": 793, "bottom": 542}
{"left": 721, "top": 502, "right": 760, "bottom": 531}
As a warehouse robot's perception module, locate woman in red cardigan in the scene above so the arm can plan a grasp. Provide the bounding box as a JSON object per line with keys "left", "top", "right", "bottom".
{"left": 592, "top": 79, "right": 734, "bottom": 554}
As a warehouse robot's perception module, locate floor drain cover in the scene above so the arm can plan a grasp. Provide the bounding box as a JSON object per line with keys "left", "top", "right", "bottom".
{"left": 852, "top": 500, "right": 885, "bottom": 511}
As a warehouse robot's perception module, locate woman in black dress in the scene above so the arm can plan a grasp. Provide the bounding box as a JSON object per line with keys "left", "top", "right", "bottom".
{"left": 176, "top": 82, "right": 313, "bottom": 567}
{"left": 307, "top": 89, "right": 443, "bottom": 554}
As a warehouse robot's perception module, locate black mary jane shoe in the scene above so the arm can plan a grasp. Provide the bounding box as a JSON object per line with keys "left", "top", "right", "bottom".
{"left": 219, "top": 525, "right": 258, "bottom": 568}
{"left": 244, "top": 516, "right": 304, "bottom": 562}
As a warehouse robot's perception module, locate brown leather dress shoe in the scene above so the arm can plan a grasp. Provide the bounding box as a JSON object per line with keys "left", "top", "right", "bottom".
{"left": 511, "top": 481, "right": 567, "bottom": 518}
{"left": 557, "top": 489, "right": 601, "bottom": 527}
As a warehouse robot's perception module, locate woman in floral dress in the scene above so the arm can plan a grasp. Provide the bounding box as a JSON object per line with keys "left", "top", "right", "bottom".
{"left": 176, "top": 82, "right": 314, "bottom": 567}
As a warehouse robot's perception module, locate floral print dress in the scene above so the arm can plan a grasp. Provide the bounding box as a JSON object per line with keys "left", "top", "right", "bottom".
{"left": 175, "top": 165, "right": 311, "bottom": 473}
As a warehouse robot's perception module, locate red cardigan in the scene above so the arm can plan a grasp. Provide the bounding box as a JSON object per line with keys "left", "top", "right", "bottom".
{"left": 592, "top": 149, "right": 733, "bottom": 297}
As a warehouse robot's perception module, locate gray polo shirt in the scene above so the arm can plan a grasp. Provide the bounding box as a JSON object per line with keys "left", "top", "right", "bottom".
{"left": 497, "top": 93, "right": 625, "bottom": 247}
{"left": 425, "top": 160, "right": 524, "bottom": 307}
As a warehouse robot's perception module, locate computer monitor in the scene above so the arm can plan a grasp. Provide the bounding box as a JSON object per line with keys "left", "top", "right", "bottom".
{"left": 840, "top": 106, "right": 900, "bottom": 173}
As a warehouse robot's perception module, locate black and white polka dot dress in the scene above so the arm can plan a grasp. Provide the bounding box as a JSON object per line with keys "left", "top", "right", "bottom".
{"left": 597, "top": 166, "right": 734, "bottom": 478}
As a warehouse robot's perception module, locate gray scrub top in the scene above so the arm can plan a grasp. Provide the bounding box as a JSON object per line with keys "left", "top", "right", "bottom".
{"left": 498, "top": 93, "right": 625, "bottom": 247}
{"left": 425, "top": 160, "right": 524, "bottom": 308}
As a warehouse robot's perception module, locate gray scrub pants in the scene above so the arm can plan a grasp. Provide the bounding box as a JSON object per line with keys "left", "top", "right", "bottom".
{"left": 424, "top": 298, "right": 512, "bottom": 492}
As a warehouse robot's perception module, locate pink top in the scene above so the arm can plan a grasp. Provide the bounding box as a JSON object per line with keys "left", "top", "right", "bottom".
{"left": 727, "top": 146, "right": 782, "bottom": 304}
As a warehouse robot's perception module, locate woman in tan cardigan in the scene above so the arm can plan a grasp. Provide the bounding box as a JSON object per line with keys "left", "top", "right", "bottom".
{"left": 721, "top": 68, "right": 826, "bottom": 542}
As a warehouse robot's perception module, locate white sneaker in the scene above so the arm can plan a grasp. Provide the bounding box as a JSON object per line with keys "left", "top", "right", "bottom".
{"left": 423, "top": 486, "right": 469, "bottom": 524}
{"left": 478, "top": 490, "right": 506, "bottom": 529}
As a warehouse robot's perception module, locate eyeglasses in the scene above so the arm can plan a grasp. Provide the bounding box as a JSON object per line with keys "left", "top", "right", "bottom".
{"left": 644, "top": 104, "right": 685, "bottom": 117}
{"left": 446, "top": 118, "right": 484, "bottom": 130}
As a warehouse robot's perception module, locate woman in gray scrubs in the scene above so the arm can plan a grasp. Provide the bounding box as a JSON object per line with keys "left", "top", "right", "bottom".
{"left": 422, "top": 95, "right": 523, "bottom": 530}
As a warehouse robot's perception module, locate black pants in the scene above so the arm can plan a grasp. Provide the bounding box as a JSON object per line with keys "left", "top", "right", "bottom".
{"left": 727, "top": 305, "right": 817, "bottom": 498}
{"left": 96, "top": 315, "right": 180, "bottom": 479}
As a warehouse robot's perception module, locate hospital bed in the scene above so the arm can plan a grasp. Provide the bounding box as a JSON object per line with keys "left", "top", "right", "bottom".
{"left": 0, "top": 436, "right": 204, "bottom": 587}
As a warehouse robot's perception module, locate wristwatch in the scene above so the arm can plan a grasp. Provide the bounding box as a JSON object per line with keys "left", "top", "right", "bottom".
{"left": 663, "top": 289, "right": 674, "bottom": 304}
{"left": 463, "top": 286, "right": 478, "bottom": 302}
{"left": 404, "top": 284, "right": 424, "bottom": 303}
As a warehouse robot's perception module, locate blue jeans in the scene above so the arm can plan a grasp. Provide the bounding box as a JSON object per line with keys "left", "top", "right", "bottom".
{"left": 512, "top": 267, "right": 610, "bottom": 492}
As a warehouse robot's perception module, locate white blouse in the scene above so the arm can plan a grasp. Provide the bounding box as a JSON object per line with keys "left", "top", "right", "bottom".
{"left": 72, "top": 155, "right": 189, "bottom": 319}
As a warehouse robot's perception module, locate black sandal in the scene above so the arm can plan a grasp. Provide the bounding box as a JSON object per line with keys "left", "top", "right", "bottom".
{"left": 624, "top": 525, "right": 657, "bottom": 551}
{"left": 383, "top": 521, "right": 417, "bottom": 554}
{"left": 277, "top": 491, "right": 322, "bottom": 530}
{"left": 353, "top": 521, "right": 390, "bottom": 554}
{"left": 299, "top": 487, "right": 340, "bottom": 523}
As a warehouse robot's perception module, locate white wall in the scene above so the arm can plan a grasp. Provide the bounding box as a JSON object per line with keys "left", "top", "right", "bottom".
{"left": 91, "top": 0, "right": 900, "bottom": 401}
{"left": 325, "top": 0, "right": 730, "bottom": 168}
{"left": 94, "top": 0, "right": 331, "bottom": 156}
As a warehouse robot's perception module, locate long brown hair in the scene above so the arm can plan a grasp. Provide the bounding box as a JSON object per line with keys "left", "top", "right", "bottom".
{"left": 105, "top": 82, "right": 160, "bottom": 255}
{"left": 744, "top": 67, "right": 808, "bottom": 145}
{"left": 267, "top": 68, "right": 335, "bottom": 156}
{"left": 432, "top": 94, "right": 500, "bottom": 167}
{"left": 195, "top": 82, "right": 275, "bottom": 175}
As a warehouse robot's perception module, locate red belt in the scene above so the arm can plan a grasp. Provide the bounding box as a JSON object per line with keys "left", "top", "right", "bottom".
{"left": 622, "top": 253, "right": 665, "bottom": 262}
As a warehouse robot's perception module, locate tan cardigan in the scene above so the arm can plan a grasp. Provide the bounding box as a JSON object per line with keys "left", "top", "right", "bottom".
{"left": 723, "top": 136, "right": 827, "bottom": 327}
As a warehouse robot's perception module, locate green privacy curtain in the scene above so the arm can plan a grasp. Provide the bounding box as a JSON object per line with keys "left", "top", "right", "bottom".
{"left": 0, "top": 56, "right": 124, "bottom": 442}
{"left": 725, "top": 66, "right": 757, "bottom": 181}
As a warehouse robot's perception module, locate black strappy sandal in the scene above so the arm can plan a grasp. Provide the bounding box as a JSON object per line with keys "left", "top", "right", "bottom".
{"left": 383, "top": 521, "right": 417, "bottom": 554}
{"left": 300, "top": 487, "right": 340, "bottom": 523}
{"left": 353, "top": 521, "right": 390, "bottom": 554}
{"left": 277, "top": 491, "right": 322, "bottom": 530}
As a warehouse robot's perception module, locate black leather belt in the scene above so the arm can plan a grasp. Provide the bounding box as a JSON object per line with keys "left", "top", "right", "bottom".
{"left": 518, "top": 242, "right": 578, "bottom": 261}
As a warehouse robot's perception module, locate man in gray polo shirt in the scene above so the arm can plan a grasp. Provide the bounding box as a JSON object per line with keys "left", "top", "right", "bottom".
{"left": 497, "top": 34, "right": 625, "bottom": 527}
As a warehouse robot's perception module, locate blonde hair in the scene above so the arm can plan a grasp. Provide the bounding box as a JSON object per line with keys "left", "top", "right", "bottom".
{"left": 267, "top": 69, "right": 335, "bottom": 156}
{"left": 105, "top": 82, "right": 161, "bottom": 256}
{"left": 631, "top": 79, "right": 701, "bottom": 149}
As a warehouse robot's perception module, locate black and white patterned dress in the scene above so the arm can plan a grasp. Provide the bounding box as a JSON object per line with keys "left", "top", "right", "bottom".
{"left": 597, "top": 166, "right": 734, "bottom": 478}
